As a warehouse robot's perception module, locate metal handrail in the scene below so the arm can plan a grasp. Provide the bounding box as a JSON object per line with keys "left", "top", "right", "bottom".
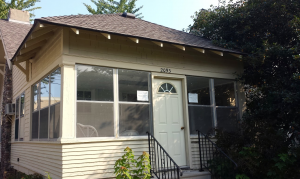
{"left": 147, "top": 132, "right": 182, "bottom": 179}
{"left": 197, "top": 130, "right": 237, "bottom": 179}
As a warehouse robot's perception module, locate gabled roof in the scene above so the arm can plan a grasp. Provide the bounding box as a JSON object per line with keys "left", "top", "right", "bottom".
{"left": 36, "top": 14, "right": 241, "bottom": 54}
{"left": 0, "top": 20, "right": 31, "bottom": 59}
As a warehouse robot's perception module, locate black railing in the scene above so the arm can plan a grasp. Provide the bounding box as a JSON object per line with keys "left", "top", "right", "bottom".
{"left": 147, "top": 132, "right": 182, "bottom": 179}
{"left": 197, "top": 130, "right": 237, "bottom": 179}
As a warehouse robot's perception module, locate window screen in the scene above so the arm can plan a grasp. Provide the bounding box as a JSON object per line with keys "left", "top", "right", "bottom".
{"left": 119, "top": 69, "right": 149, "bottom": 102}
{"left": 187, "top": 77, "right": 239, "bottom": 134}
{"left": 77, "top": 65, "right": 113, "bottom": 101}
{"left": 118, "top": 69, "right": 150, "bottom": 136}
{"left": 76, "top": 66, "right": 152, "bottom": 138}
{"left": 31, "top": 68, "right": 61, "bottom": 140}
{"left": 76, "top": 65, "right": 114, "bottom": 138}
{"left": 187, "top": 76, "right": 214, "bottom": 134}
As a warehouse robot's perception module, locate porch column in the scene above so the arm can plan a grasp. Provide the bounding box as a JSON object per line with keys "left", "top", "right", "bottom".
{"left": 59, "top": 62, "right": 76, "bottom": 141}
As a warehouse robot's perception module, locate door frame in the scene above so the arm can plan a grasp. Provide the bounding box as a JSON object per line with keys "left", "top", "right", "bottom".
{"left": 151, "top": 72, "right": 192, "bottom": 167}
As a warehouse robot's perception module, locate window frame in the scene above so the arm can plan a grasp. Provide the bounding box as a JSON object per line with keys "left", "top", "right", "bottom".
{"left": 15, "top": 92, "right": 25, "bottom": 141}
{"left": 117, "top": 68, "right": 152, "bottom": 138}
{"left": 15, "top": 97, "right": 20, "bottom": 141}
{"left": 31, "top": 67, "right": 61, "bottom": 141}
{"left": 75, "top": 65, "right": 152, "bottom": 140}
{"left": 186, "top": 76, "right": 239, "bottom": 136}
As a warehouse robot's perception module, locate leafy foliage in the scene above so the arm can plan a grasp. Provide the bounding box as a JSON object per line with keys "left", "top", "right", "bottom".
{"left": 190, "top": 0, "right": 300, "bottom": 178}
{"left": 7, "top": 170, "right": 44, "bottom": 179}
{"left": 0, "top": 0, "right": 41, "bottom": 20}
{"left": 114, "top": 147, "right": 151, "bottom": 179}
{"left": 84, "top": 0, "right": 143, "bottom": 18}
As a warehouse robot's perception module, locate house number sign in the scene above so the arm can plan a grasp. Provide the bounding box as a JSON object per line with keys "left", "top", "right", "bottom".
{"left": 161, "top": 68, "right": 171, "bottom": 73}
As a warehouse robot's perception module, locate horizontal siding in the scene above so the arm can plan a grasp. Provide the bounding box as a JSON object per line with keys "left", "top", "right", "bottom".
{"left": 61, "top": 139, "right": 149, "bottom": 178}
{"left": 11, "top": 30, "right": 63, "bottom": 178}
{"left": 32, "top": 31, "right": 62, "bottom": 79}
{"left": 68, "top": 31, "right": 242, "bottom": 77}
{"left": 11, "top": 143, "right": 63, "bottom": 179}
{"left": 13, "top": 62, "right": 26, "bottom": 99}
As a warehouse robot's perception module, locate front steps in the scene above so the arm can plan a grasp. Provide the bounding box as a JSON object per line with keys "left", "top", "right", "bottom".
{"left": 181, "top": 170, "right": 211, "bottom": 179}
{"left": 152, "top": 170, "right": 211, "bottom": 179}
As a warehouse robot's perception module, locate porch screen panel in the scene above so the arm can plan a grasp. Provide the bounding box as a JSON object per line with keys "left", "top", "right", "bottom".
{"left": 32, "top": 111, "right": 39, "bottom": 139}
{"left": 39, "top": 108, "right": 49, "bottom": 138}
{"left": 118, "top": 69, "right": 150, "bottom": 136}
{"left": 119, "top": 104, "right": 149, "bottom": 136}
{"left": 50, "top": 104, "right": 60, "bottom": 138}
{"left": 119, "top": 69, "right": 149, "bottom": 102}
{"left": 50, "top": 69, "right": 61, "bottom": 139}
{"left": 77, "top": 102, "right": 114, "bottom": 137}
{"left": 214, "top": 79, "right": 236, "bottom": 106}
{"left": 214, "top": 79, "right": 238, "bottom": 132}
{"left": 188, "top": 106, "right": 213, "bottom": 134}
{"left": 216, "top": 108, "right": 238, "bottom": 132}
{"left": 39, "top": 77, "right": 50, "bottom": 139}
{"left": 31, "top": 68, "right": 61, "bottom": 140}
{"left": 76, "top": 65, "right": 114, "bottom": 138}
{"left": 186, "top": 76, "right": 214, "bottom": 135}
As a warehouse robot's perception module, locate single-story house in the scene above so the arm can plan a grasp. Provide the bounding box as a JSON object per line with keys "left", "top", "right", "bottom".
{"left": 0, "top": 9, "right": 245, "bottom": 179}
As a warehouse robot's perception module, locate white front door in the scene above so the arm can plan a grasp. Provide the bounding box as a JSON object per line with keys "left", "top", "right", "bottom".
{"left": 153, "top": 78, "right": 187, "bottom": 166}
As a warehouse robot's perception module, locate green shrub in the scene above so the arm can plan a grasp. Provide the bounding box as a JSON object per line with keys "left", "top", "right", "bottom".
{"left": 114, "top": 147, "right": 151, "bottom": 179}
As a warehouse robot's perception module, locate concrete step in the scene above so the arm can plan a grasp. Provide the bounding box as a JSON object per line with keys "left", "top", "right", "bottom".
{"left": 181, "top": 170, "right": 211, "bottom": 179}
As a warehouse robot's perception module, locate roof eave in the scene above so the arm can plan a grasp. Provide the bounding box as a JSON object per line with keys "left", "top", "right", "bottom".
{"left": 10, "top": 19, "right": 39, "bottom": 62}
{"left": 35, "top": 19, "right": 246, "bottom": 56}
{"left": 11, "top": 18, "right": 245, "bottom": 62}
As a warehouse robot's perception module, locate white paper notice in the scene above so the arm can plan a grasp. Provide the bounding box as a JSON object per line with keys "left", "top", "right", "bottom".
{"left": 137, "top": 91, "right": 149, "bottom": 101}
{"left": 188, "top": 93, "right": 198, "bottom": 103}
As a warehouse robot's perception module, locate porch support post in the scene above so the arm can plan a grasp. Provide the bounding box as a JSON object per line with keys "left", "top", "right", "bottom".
{"left": 59, "top": 61, "right": 76, "bottom": 141}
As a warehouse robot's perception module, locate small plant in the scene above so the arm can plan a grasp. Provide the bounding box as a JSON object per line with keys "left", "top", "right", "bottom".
{"left": 114, "top": 147, "right": 151, "bottom": 179}
{"left": 45, "top": 172, "right": 52, "bottom": 179}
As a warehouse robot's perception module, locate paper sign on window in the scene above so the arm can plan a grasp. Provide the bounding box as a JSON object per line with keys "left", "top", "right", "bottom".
{"left": 137, "top": 91, "right": 148, "bottom": 101}
{"left": 188, "top": 93, "right": 198, "bottom": 103}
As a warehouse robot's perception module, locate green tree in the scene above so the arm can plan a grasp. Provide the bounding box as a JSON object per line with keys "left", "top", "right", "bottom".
{"left": 84, "top": 0, "right": 143, "bottom": 18}
{"left": 0, "top": 0, "right": 41, "bottom": 20}
{"left": 189, "top": 0, "right": 300, "bottom": 178}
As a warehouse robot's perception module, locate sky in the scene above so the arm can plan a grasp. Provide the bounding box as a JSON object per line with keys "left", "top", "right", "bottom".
{"left": 32, "top": 0, "right": 221, "bottom": 31}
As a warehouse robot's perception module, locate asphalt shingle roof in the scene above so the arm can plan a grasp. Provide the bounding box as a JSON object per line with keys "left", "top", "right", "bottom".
{"left": 37, "top": 14, "right": 241, "bottom": 54}
{"left": 0, "top": 20, "right": 31, "bottom": 59}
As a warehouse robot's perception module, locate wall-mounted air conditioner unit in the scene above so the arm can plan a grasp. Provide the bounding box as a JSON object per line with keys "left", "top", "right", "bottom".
{"left": 5, "top": 103, "right": 15, "bottom": 115}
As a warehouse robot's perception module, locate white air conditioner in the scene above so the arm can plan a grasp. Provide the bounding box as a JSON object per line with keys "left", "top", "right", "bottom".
{"left": 5, "top": 103, "right": 15, "bottom": 115}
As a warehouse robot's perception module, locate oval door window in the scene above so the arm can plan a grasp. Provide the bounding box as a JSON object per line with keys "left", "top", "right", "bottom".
{"left": 158, "top": 83, "right": 177, "bottom": 93}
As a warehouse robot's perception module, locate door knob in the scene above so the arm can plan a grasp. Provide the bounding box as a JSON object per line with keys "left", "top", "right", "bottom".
{"left": 181, "top": 127, "right": 185, "bottom": 130}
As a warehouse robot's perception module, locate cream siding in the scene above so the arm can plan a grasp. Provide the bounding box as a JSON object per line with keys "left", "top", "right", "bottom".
{"left": 11, "top": 143, "right": 63, "bottom": 178}
{"left": 11, "top": 28, "right": 63, "bottom": 178}
{"left": 9, "top": 27, "right": 244, "bottom": 178}
{"left": 61, "top": 140, "right": 148, "bottom": 179}
{"left": 13, "top": 62, "right": 26, "bottom": 99}
{"left": 66, "top": 29, "right": 243, "bottom": 79}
